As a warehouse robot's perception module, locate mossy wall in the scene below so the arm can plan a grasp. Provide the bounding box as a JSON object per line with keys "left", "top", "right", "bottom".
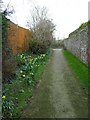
{"left": 64, "top": 22, "right": 89, "bottom": 65}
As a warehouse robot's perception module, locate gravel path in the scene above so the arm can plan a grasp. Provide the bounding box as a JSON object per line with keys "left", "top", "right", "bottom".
{"left": 21, "top": 49, "right": 88, "bottom": 118}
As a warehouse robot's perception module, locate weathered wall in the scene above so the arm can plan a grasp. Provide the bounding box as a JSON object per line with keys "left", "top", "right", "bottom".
{"left": 7, "top": 21, "right": 32, "bottom": 54}
{"left": 64, "top": 25, "right": 89, "bottom": 65}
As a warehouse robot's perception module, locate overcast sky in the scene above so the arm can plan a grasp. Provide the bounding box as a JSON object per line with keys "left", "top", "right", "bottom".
{"left": 2, "top": 0, "right": 90, "bottom": 39}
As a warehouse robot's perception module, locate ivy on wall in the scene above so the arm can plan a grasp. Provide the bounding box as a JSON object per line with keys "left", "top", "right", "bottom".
{"left": 2, "top": 14, "right": 17, "bottom": 83}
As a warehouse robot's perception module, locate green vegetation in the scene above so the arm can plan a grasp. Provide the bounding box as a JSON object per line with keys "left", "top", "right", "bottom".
{"left": 69, "top": 20, "right": 90, "bottom": 37}
{"left": 79, "top": 20, "right": 90, "bottom": 30}
{"left": 0, "top": 15, "right": 2, "bottom": 49}
{"left": 2, "top": 4, "right": 55, "bottom": 119}
{"left": 63, "top": 50, "right": 88, "bottom": 89}
{"left": 27, "top": 6, "right": 55, "bottom": 54}
{"left": 0, "top": 15, "right": 2, "bottom": 24}
{"left": 2, "top": 15, "right": 17, "bottom": 83}
{"left": 2, "top": 49, "right": 52, "bottom": 118}
{"left": 51, "top": 40, "right": 64, "bottom": 48}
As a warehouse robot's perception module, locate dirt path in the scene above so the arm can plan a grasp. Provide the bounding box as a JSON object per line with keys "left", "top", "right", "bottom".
{"left": 21, "top": 49, "right": 88, "bottom": 118}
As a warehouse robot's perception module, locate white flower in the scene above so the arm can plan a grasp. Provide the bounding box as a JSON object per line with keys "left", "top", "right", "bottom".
{"left": 22, "top": 75, "right": 25, "bottom": 77}
{"left": 20, "top": 70, "right": 23, "bottom": 73}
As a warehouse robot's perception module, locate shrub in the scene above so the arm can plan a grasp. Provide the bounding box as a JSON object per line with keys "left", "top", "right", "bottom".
{"left": 29, "top": 39, "right": 49, "bottom": 54}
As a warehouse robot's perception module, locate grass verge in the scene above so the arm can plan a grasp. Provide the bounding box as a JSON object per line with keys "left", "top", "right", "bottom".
{"left": 3, "top": 64, "right": 46, "bottom": 118}
{"left": 2, "top": 50, "right": 52, "bottom": 118}
{"left": 63, "top": 50, "right": 88, "bottom": 89}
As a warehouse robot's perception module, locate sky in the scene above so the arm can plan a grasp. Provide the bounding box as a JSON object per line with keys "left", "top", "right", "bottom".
{"left": 2, "top": 0, "right": 90, "bottom": 39}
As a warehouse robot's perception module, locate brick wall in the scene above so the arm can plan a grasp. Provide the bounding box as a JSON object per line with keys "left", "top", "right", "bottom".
{"left": 7, "top": 21, "right": 32, "bottom": 54}
{"left": 64, "top": 25, "right": 89, "bottom": 65}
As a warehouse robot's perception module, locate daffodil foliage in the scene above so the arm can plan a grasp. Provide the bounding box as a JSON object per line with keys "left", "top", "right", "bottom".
{"left": 2, "top": 95, "right": 15, "bottom": 118}
{"left": 2, "top": 49, "right": 51, "bottom": 118}
{"left": 16, "top": 53, "right": 48, "bottom": 86}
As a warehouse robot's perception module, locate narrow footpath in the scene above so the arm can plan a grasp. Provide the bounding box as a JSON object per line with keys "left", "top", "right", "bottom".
{"left": 21, "top": 49, "right": 88, "bottom": 118}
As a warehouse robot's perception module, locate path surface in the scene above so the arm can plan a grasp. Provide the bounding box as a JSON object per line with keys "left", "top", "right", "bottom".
{"left": 22, "top": 49, "right": 88, "bottom": 118}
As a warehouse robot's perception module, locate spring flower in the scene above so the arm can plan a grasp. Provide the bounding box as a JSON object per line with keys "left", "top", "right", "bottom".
{"left": 30, "top": 73, "right": 34, "bottom": 75}
{"left": 31, "top": 66, "right": 33, "bottom": 68}
{"left": 35, "top": 58, "right": 37, "bottom": 60}
{"left": 2, "top": 96, "right": 6, "bottom": 99}
{"left": 43, "top": 54, "right": 45, "bottom": 57}
{"left": 20, "top": 55, "right": 22, "bottom": 58}
{"left": 20, "top": 70, "right": 23, "bottom": 73}
{"left": 30, "top": 59, "right": 33, "bottom": 62}
{"left": 15, "top": 97, "right": 18, "bottom": 100}
{"left": 22, "top": 75, "right": 25, "bottom": 77}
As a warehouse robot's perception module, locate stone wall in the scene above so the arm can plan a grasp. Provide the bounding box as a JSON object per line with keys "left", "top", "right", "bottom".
{"left": 64, "top": 25, "right": 89, "bottom": 65}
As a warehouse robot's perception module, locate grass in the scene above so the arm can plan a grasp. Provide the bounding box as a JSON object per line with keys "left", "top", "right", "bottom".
{"left": 63, "top": 50, "right": 88, "bottom": 89}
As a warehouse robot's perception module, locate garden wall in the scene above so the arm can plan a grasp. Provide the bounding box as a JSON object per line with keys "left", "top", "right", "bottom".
{"left": 64, "top": 24, "right": 89, "bottom": 65}
{"left": 7, "top": 21, "right": 32, "bottom": 54}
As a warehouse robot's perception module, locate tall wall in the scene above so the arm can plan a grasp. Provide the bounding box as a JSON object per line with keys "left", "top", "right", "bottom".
{"left": 7, "top": 21, "right": 32, "bottom": 54}
{"left": 64, "top": 25, "right": 89, "bottom": 65}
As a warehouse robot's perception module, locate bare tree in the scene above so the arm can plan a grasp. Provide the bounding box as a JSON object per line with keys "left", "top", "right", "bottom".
{"left": 27, "top": 6, "right": 56, "bottom": 54}
{"left": 0, "top": 0, "right": 14, "bottom": 16}
{"left": 0, "top": 0, "right": 4, "bottom": 12}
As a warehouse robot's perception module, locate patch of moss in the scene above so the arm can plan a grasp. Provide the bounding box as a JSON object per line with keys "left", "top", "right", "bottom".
{"left": 69, "top": 20, "right": 90, "bottom": 37}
